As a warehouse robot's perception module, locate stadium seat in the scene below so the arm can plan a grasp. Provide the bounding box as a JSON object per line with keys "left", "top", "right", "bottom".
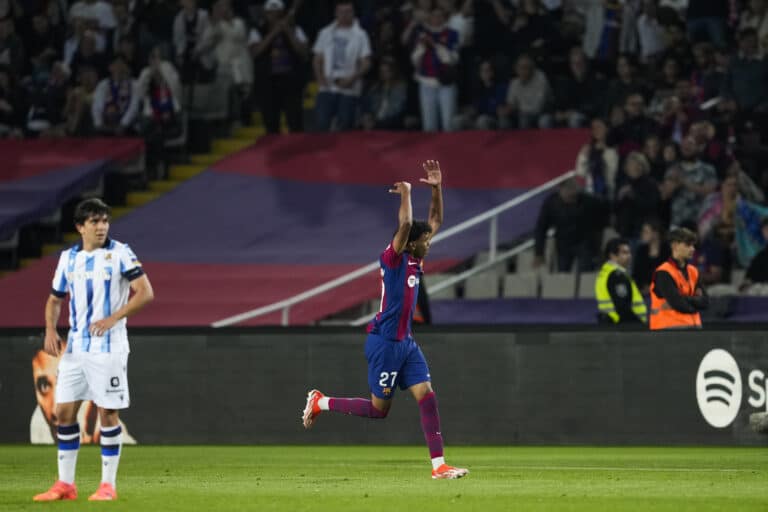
{"left": 540, "top": 272, "right": 576, "bottom": 298}
{"left": 515, "top": 247, "right": 536, "bottom": 272}
{"left": 473, "top": 250, "right": 508, "bottom": 276}
{"left": 577, "top": 272, "right": 597, "bottom": 298}
{"left": 502, "top": 272, "right": 538, "bottom": 298}
{"left": 707, "top": 283, "right": 738, "bottom": 296}
{"left": 426, "top": 273, "right": 458, "bottom": 300}
{"left": 464, "top": 272, "right": 500, "bottom": 299}
{"left": 731, "top": 269, "right": 746, "bottom": 288}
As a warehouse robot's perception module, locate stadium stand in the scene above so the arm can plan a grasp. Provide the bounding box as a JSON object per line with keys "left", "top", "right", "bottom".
{"left": 1, "top": 0, "right": 767, "bottom": 325}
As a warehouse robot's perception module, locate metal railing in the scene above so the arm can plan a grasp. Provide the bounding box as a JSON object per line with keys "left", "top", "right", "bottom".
{"left": 211, "top": 170, "right": 574, "bottom": 327}
{"left": 348, "top": 236, "right": 542, "bottom": 326}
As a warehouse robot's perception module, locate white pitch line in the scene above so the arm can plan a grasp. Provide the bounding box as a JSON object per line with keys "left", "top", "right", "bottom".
{"left": 471, "top": 465, "right": 753, "bottom": 473}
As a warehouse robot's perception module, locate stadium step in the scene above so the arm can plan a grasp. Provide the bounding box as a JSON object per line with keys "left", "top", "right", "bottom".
{"left": 148, "top": 180, "right": 182, "bottom": 193}
{"left": 19, "top": 258, "right": 37, "bottom": 269}
{"left": 111, "top": 206, "right": 132, "bottom": 219}
{"left": 190, "top": 153, "right": 224, "bottom": 166}
{"left": 63, "top": 232, "right": 80, "bottom": 244}
{"left": 233, "top": 125, "right": 265, "bottom": 140}
{"left": 212, "top": 139, "right": 252, "bottom": 154}
{"left": 303, "top": 81, "right": 318, "bottom": 110}
{"left": 125, "top": 191, "right": 161, "bottom": 208}
{"left": 169, "top": 164, "right": 206, "bottom": 181}
{"left": 42, "top": 243, "right": 64, "bottom": 256}
{"left": 5, "top": 111, "right": 262, "bottom": 277}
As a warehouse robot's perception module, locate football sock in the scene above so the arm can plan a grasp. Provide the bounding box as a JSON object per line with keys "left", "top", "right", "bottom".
{"left": 100, "top": 424, "right": 122, "bottom": 487}
{"left": 328, "top": 398, "right": 388, "bottom": 418}
{"left": 418, "top": 392, "right": 444, "bottom": 461}
{"left": 317, "top": 397, "right": 330, "bottom": 410}
{"left": 57, "top": 423, "right": 80, "bottom": 484}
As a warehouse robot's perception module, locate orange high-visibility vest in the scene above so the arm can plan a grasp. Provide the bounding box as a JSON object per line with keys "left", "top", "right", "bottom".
{"left": 649, "top": 260, "right": 702, "bottom": 330}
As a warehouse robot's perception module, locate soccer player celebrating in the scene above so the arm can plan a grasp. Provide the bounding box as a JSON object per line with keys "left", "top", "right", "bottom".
{"left": 302, "top": 160, "right": 468, "bottom": 480}
{"left": 34, "top": 199, "right": 154, "bottom": 501}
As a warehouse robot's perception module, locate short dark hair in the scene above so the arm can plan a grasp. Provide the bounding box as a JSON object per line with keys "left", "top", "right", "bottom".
{"left": 408, "top": 221, "right": 432, "bottom": 244}
{"left": 604, "top": 237, "right": 630, "bottom": 259}
{"left": 73, "top": 198, "right": 111, "bottom": 226}
{"left": 668, "top": 227, "right": 697, "bottom": 245}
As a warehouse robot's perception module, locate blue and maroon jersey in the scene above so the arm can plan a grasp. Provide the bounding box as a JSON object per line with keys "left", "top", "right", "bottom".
{"left": 367, "top": 243, "right": 422, "bottom": 341}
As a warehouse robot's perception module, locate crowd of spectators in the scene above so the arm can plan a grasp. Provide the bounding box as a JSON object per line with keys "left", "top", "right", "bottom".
{"left": 1, "top": 0, "right": 767, "bottom": 287}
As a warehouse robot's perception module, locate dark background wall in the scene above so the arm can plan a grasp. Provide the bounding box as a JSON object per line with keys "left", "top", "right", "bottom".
{"left": 2, "top": 327, "right": 767, "bottom": 445}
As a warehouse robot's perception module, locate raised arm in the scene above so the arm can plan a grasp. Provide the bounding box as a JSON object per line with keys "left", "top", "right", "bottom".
{"left": 420, "top": 159, "right": 443, "bottom": 236}
{"left": 389, "top": 181, "right": 413, "bottom": 254}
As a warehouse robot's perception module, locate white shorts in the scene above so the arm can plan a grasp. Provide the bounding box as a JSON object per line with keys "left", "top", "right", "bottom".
{"left": 55, "top": 352, "right": 130, "bottom": 410}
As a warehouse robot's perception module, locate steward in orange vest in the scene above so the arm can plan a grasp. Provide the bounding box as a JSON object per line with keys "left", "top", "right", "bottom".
{"left": 650, "top": 228, "right": 708, "bottom": 330}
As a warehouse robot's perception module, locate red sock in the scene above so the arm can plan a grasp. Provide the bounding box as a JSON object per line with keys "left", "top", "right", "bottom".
{"left": 328, "top": 398, "right": 388, "bottom": 418}
{"left": 418, "top": 392, "right": 444, "bottom": 458}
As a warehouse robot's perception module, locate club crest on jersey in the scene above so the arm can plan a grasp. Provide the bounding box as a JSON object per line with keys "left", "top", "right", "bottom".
{"left": 383, "top": 387, "right": 392, "bottom": 396}
{"left": 407, "top": 275, "right": 419, "bottom": 288}
{"left": 105, "top": 253, "right": 112, "bottom": 260}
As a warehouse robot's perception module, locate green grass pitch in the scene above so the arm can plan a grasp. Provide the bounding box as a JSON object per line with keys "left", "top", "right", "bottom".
{"left": 1, "top": 445, "right": 766, "bottom": 511}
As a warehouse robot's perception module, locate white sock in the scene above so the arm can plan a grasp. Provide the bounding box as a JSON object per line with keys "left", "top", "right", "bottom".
{"left": 431, "top": 456, "right": 446, "bottom": 470}
{"left": 318, "top": 397, "right": 330, "bottom": 411}
{"left": 100, "top": 424, "right": 122, "bottom": 487}
{"left": 57, "top": 423, "right": 80, "bottom": 484}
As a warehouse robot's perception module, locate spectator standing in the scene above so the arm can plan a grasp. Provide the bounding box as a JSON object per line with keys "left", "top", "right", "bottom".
{"left": 615, "top": 152, "right": 662, "bottom": 238}
{"left": 173, "top": 0, "right": 212, "bottom": 84}
{"left": 361, "top": 57, "right": 407, "bottom": 130}
{"left": 137, "top": 46, "right": 182, "bottom": 175}
{"left": 633, "top": 219, "right": 670, "bottom": 293}
{"left": 199, "top": 0, "right": 252, "bottom": 105}
{"left": 312, "top": 0, "right": 372, "bottom": 131}
{"left": 411, "top": 6, "right": 460, "bottom": 132}
{"left": 534, "top": 178, "right": 607, "bottom": 272}
{"left": 575, "top": 117, "right": 618, "bottom": 199}
{"left": 662, "top": 135, "right": 718, "bottom": 228}
{"left": 249, "top": 0, "right": 309, "bottom": 134}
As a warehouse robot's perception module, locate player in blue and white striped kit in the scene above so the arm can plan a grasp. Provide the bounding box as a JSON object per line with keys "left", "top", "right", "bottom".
{"left": 34, "top": 199, "right": 154, "bottom": 502}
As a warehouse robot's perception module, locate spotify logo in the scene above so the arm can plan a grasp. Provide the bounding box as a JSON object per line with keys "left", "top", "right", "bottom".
{"left": 696, "top": 349, "right": 742, "bottom": 428}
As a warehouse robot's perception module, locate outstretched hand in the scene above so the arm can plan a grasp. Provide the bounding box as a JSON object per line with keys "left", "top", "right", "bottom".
{"left": 420, "top": 160, "right": 442, "bottom": 187}
{"left": 389, "top": 181, "right": 412, "bottom": 195}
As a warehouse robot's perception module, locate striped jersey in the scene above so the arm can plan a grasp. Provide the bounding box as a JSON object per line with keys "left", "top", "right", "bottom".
{"left": 367, "top": 243, "right": 422, "bottom": 341}
{"left": 51, "top": 238, "right": 144, "bottom": 354}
